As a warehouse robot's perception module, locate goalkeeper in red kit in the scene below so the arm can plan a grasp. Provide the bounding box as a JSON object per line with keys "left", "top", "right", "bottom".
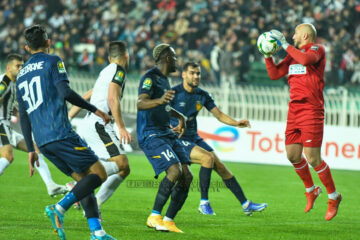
{"left": 263, "top": 23, "right": 341, "bottom": 221}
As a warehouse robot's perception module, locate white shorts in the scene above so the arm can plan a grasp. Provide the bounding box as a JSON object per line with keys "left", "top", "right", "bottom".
{"left": 0, "top": 120, "right": 23, "bottom": 147}
{"left": 77, "top": 115, "right": 125, "bottom": 160}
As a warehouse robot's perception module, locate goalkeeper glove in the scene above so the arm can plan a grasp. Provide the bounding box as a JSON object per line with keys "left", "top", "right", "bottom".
{"left": 269, "top": 29, "right": 289, "bottom": 50}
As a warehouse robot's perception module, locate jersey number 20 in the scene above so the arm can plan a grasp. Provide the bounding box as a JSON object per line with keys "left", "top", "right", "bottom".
{"left": 18, "top": 76, "right": 44, "bottom": 114}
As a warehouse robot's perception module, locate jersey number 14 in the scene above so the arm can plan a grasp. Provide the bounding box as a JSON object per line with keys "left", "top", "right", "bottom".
{"left": 18, "top": 76, "right": 44, "bottom": 114}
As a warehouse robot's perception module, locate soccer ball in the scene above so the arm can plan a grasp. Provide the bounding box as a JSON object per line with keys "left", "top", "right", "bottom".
{"left": 257, "top": 32, "right": 279, "bottom": 55}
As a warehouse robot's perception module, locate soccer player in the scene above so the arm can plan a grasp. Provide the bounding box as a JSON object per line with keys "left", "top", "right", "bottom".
{"left": 68, "top": 41, "right": 131, "bottom": 208}
{"left": 16, "top": 25, "right": 116, "bottom": 239}
{"left": 171, "top": 62, "right": 267, "bottom": 215}
{"left": 263, "top": 23, "right": 341, "bottom": 220}
{"left": 0, "top": 53, "right": 67, "bottom": 197}
{"left": 137, "top": 43, "right": 193, "bottom": 233}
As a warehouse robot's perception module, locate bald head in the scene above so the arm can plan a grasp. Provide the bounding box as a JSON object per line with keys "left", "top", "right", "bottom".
{"left": 297, "top": 23, "right": 317, "bottom": 41}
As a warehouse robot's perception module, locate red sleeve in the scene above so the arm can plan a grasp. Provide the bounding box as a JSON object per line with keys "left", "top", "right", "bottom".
{"left": 265, "top": 56, "right": 291, "bottom": 80}
{"left": 286, "top": 45, "right": 324, "bottom": 66}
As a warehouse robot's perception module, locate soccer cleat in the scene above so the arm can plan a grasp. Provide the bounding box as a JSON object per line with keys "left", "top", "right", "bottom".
{"left": 243, "top": 201, "right": 268, "bottom": 216}
{"left": 146, "top": 215, "right": 169, "bottom": 231}
{"left": 65, "top": 181, "right": 81, "bottom": 210}
{"left": 304, "top": 186, "right": 322, "bottom": 213}
{"left": 325, "top": 193, "right": 342, "bottom": 221}
{"left": 163, "top": 220, "right": 184, "bottom": 233}
{"left": 198, "top": 202, "right": 216, "bottom": 215}
{"left": 45, "top": 204, "right": 65, "bottom": 240}
{"left": 90, "top": 232, "right": 117, "bottom": 240}
{"left": 47, "top": 184, "right": 68, "bottom": 197}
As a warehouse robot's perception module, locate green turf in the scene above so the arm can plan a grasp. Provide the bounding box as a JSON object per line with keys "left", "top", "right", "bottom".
{"left": 0, "top": 151, "right": 359, "bottom": 240}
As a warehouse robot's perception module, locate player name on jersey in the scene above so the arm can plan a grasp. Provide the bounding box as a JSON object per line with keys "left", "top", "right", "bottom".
{"left": 17, "top": 61, "right": 44, "bottom": 78}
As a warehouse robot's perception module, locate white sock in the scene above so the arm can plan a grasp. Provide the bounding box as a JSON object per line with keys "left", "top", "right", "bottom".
{"left": 96, "top": 174, "right": 123, "bottom": 207}
{"left": 242, "top": 200, "right": 250, "bottom": 209}
{"left": 328, "top": 191, "right": 339, "bottom": 200}
{"left": 163, "top": 216, "right": 173, "bottom": 222}
{"left": 35, "top": 154, "right": 56, "bottom": 186}
{"left": 0, "top": 157, "right": 10, "bottom": 175}
{"left": 101, "top": 161, "right": 119, "bottom": 176}
{"left": 306, "top": 186, "right": 315, "bottom": 193}
{"left": 200, "top": 200, "right": 209, "bottom": 205}
{"left": 55, "top": 204, "right": 66, "bottom": 215}
{"left": 94, "top": 230, "right": 106, "bottom": 236}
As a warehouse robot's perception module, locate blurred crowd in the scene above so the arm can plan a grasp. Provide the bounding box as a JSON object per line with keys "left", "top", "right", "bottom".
{"left": 0, "top": 0, "right": 360, "bottom": 86}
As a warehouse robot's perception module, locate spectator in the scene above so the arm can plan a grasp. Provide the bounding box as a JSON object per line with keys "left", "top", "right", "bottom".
{"left": 77, "top": 49, "right": 94, "bottom": 73}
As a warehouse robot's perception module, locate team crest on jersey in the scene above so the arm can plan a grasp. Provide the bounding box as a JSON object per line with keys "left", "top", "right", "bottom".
{"left": 114, "top": 70, "right": 125, "bottom": 83}
{"left": 196, "top": 101, "right": 202, "bottom": 111}
{"left": 165, "top": 104, "right": 171, "bottom": 112}
{"left": 311, "top": 45, "right": 319, "bottom": 51}
{"left": 179, "top": 102, "right": 186, "bottom": 107}
{"left": 57, "top": 61, "right": 66, "bottom": 73}
{"left": 142, "top": 78, "right": 152, "bottom": 90}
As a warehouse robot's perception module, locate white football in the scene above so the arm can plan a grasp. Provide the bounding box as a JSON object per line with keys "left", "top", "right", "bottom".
{"left": 257, "top": 32, "right": 279, "bottom": 55}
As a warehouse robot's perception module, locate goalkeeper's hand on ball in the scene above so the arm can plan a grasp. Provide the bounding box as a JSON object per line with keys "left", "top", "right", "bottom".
{"left": 269, "top": 29, "right": 289, "bottom": 50}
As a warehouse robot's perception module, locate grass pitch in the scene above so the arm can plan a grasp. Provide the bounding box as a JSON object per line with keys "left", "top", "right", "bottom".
{"left": 0, "top": 150, "right": 359, "bottom": 240}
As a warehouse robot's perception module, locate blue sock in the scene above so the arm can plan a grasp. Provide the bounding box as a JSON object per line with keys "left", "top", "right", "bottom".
{"left": 152, "top": 210, "right": 161, "bottom": 215}
{"left": 58, "top": 192, "right": 77, "bottom": 211}
{"left": 88, "top": 218, "right": 102, "bottom": 232}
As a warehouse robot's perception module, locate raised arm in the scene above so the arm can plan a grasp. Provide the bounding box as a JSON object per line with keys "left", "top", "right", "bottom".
{"left": 286, "top": 45, "right": 323, "bottom": 66}
{"left": 264, "top": 56, "right": 290, "bottom": 80}
{"left": 210, "top": 107, "right": 250, "bottom": 128}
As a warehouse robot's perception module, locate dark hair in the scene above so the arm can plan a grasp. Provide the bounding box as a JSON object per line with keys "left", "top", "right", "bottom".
{"left": 24, "top": 25, "right": 48, "bottom": 50}
{"left": 155, "top": 47, "right": 171, "bottom": 63}
{"left": 182, "top": 62, "right": 200, "bottom": 71}
{"left": 6, "top": 53, "right": 23, "bottom": 64}
{"left": 108, "top": 41, "right": 127, "bottom": 59}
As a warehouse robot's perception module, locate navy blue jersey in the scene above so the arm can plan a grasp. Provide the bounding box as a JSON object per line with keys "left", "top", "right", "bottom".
{"left": 16, "top": 52, "right": 73, "bottom": 147}
{"left": 170, "top": 83, "right": 216, "bottom": 137}
{"left": 137, "top": 67, "right": 175, "bottom": 145}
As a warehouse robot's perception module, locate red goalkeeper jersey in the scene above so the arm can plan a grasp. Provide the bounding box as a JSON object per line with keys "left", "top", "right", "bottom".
{"left": 265, "top": 43, "right": 326, "bottom": 109}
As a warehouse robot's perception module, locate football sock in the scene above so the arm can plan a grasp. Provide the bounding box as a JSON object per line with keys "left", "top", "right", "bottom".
{"left": 0, "top": 157, "right": 10, "bottom": 175}
{"left": 81, "top": 192, "right": 99, "bottom": 219}
{"left": 87, "top": 218, "right": 102, "bottom": 232}
{"left": 35, "top": 154, "right": 55, "bottom": 185}
{"left": 200, "top": 199, "right": 209, "bottom": 205}
{"left": 165, "top": 184, "right": 189, "bottom": 219}
{"left": 100, "top": 161, "right": 119, "bottom": 176}
{"left": 242, "top": 200, "right": 250, "bottom": 208}
{"left": 306, "top": 186, "right": 315, "bottom": 193}
{"left": 96, "top": 174, "right": 123, "bottom": 207}
{"left": 199, "top": 166, "right": 212, "bottom": 200}
{"left": 314, "top": 160, "right": 337, "bottom": 197}
{"left": 152, "top": 177, "right": 175, "bottom": 214}
{"left": 57, "top": 174, "right": 102, "bottom": 213}
{"left": 292, "top": 157, "right": 314, "bottom": 189}
{"left": 163, "top": 216, "right": 173, "bottom": 222}
{"left": 223, "top": 176, "right": 247, "bottom": 204}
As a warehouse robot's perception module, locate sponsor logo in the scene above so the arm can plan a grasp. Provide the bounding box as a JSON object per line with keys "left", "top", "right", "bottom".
{"left": 114, "top": 70, "right": 124, "bottom": 82}
{"left": 196, "top": 101, "right": 202, "bottom": 111}
{"left": 289, "top": 64, "right": 306, "bottom": 75}
{"left": 142, "top": 78, "right": 152, "bottom": 89}
{"left": 198, "top": 126, "right": 239, "bottom": 152}
{"left": 311, "top": 45, "right": 319, "bottom": 51}
{"left": 57, "top": 61, "right": 66, "bottom": 74}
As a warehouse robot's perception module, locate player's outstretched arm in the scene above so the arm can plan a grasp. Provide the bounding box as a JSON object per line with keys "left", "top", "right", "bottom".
{"left": 68, "top": 88, "right": 93, "bottom": 120}
{"left": 210, "top": 107, "right": 250, "bottom": 128}
{"left": 137, "top": 90, "right": 175, "bottom": 110}
{"left": 108, "top": 82, "right": 132, "bottom": 144}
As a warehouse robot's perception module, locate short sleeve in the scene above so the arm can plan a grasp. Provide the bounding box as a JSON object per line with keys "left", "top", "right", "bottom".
{"left": 50, "top": 55, "right": 69, "bottom": 86}
{"left": 138, "top": 74, "right": 155, "bottom": 97}
{"left": 203, "top": 91, "right": 216, "bottom": 111}
{"left": 111, "top": 65, "right": 126, "bottom": 87}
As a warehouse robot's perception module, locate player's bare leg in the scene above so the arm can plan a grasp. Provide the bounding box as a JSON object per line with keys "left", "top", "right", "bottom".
{"left": 304, "top": 147, "right": 341, "bottom": 220}
{"left": 16, "top": 140, "right": 68, "bottom": 196}
{"left": 211, "top": 152, "right": 267, "bottom": 215}
{"left": 147, "top": 163, "right": 181, "bottom": 232}
{"left": 163, "top": 164, "right": 193, "bottom": 233}
{"left": 96, "top": 154, "right": 130, "bottom": 207}
{"left": 286, "top": 144, "right": 321, "bottom": 213}
{"left": 0, "top": 144, "right": 14, "bottom": 175}
{"left": 190, "top": 146, "right": 215, "bottom": 215}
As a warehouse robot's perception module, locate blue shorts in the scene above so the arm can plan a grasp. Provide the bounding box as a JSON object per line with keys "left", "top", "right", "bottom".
{"left": 140, "top": 135, "right": 191, "bottom": 177}
{"left": 39, "top": 134, "right": 98, "bottom": 176}
{"left": 180, "top": 135, "right": 213, "bottom": 159}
